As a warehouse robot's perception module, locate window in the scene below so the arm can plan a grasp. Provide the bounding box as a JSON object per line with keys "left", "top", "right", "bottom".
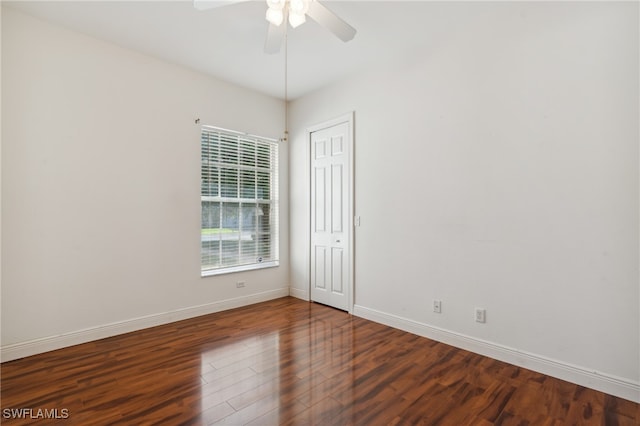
{"left": 201, "top": 126, "right": 279, "bottom": 276}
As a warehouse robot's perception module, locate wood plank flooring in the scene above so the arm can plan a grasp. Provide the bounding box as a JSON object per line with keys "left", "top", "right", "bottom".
{"left": 1, "top": 297, "right": 638, "bottom": 425}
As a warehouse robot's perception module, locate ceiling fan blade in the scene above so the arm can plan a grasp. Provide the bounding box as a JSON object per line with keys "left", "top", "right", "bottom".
{"left": 193, "top": 0, "right": 251, "bottom": 11}
{"left": 306, "top": 1, "right": 356, "bottom": 42}
{"left": 265, "top": 22, "right": 286, "bottom": 54}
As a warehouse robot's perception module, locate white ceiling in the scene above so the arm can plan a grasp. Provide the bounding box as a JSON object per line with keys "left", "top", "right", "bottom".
{"left": 5, "top": 1, "right": 483, "bottom": 100}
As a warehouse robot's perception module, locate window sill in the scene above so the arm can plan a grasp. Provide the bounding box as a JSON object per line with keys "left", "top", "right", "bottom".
{"left": 201, "top": 261, "right": 279, "bottom": 277}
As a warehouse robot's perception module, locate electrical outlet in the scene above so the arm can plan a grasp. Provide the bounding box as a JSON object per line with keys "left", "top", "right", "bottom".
{"left": 433, "top": 300, "right": 442, "bottom": 314}
{"left": 236, "top": 281, "right": 246, "bottom": 288}
{"left": 475, "top": 308, "right": 486, "bottom": 323}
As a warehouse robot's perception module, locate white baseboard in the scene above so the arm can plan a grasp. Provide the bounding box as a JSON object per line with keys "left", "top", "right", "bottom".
{"left": 353, "top": 304, "right": 640, "bottom": 403}
{"left": 1, "top": 288, "right": 289, "bottom": 363}
{"left": 289, "top": 286, "right": 309, "bottom": 301}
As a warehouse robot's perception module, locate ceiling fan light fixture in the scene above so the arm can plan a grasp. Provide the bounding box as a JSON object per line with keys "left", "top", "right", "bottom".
{"left": 289, "top": 0, "right": 309, "bottom": 14}
{"left": 266, "top": 0, "right": 285, "bottom": 11}
{"left": 266, "top": 7, "right": 284, "bottom": 26}
{"left": 288, "top": 10, "right": 306, "bottom": 28}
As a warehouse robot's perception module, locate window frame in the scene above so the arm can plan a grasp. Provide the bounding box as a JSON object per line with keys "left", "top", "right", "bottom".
{"left": 200, "top": 125, "right": 279, "bottom": 277}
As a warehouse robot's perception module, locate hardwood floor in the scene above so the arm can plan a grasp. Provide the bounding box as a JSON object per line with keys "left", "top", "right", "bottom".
{"left": 1, "top": 297, "right": 638, "bottom": 425}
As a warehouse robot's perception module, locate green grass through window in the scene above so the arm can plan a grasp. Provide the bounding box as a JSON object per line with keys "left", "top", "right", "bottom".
{"left": 201, "top": 228, "right": 236, "bottom": 235}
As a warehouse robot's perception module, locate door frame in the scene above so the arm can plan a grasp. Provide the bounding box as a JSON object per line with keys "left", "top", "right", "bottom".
{"left": 306, "top": 112, "right": 355, "bottom": 313}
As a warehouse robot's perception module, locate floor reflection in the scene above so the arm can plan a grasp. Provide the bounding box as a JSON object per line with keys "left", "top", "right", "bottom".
{"left": 199, "top": 332, "right": 281, "bottom": 424}
{"left": 197, "top": 302, "right": 355, "bottom": 425}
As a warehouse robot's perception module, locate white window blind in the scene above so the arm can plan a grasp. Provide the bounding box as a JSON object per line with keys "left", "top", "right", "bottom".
{"left": 201, "top": 126, "right": 279, "bottom": 275}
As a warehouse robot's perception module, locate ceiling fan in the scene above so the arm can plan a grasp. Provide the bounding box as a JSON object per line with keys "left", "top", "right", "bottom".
{"left": 193, "top": 0, "right": 357, "bottom": 54}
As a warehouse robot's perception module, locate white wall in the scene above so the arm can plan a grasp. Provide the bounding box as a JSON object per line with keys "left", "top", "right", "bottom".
{"left": 289, "top": 2, "right": 639, "bottom": 400}
{"left": 1, "top": 7, "right": 288, "bottom": 358}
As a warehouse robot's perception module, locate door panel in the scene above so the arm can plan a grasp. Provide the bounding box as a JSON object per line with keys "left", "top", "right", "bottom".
{"left": 314, "top": 168, "right": 326, "bottom": 232}
{"left": 331, "top": 247, "right": 344, "bottom": 295}
{"left": 314, "top": 246, "right": 327, "bottom": 290}
{"left": 331, "top": 164, "right": 343, "bottom": 233}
